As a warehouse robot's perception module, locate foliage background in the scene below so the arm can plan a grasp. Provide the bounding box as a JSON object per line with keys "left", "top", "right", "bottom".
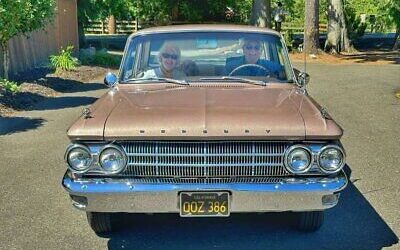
{"left": 77, "top": 0, "right": 398, "bottom": 33}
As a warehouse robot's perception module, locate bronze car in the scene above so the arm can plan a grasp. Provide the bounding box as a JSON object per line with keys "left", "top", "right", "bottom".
{"left": 62, "top": 25, "right": 348, "bottom": 233}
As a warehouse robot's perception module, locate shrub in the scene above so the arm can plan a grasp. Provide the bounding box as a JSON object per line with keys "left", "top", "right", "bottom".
{"left": 282, "top": 29, "right": 295, "bottom": 51}
{"left": 50, "top": 46, "right": 78, "bottom": 73}
{"left": 80, "top": 51, "right": 121, "bottom": 68}
{"left": 92, "top": 52, "right": 121, "bottom": 68}
{"left": 0, "top": 78, "right": 21, "bottom": 94}
{"left": 345, "top": 4, "right": 367, "bottom": 40}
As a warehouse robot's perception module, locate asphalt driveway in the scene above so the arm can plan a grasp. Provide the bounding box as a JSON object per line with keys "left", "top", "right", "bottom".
{"left": 0, "top": 63, "right": 399, "bottom": 250}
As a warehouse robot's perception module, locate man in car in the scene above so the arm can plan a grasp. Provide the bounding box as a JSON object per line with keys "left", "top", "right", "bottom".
{"left": 225, "top": 39, "right": 283, "bottom": 77}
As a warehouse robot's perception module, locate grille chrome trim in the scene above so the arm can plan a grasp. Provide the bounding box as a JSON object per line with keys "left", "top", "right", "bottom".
{"left": 124, "top": 177, "right": 284, "bottom": 184}
{"left": 119, "top": 141, "right": 291, "bottom": 177}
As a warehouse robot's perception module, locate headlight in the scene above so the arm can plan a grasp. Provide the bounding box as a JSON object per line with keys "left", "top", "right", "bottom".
{"left": 99, "top": 146, "right": 127, "bottom": 174}
{"left": 318, "top": 146, "right": 345, "bottom": 173}
{"left": 66, "top": 145, "right": 93, "bottom": 173}
{"left": 284, "top": 145, "right": 312, "bottom": 174}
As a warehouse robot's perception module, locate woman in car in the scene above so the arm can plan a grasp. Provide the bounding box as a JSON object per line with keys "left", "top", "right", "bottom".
{"left": 142, "top": 42, "right": 186, "bottom": 79}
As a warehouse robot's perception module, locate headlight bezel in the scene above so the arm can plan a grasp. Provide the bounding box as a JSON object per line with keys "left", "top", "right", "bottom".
{"left": 284, "top": 145, "right": 313, "bottom": 174}
{"left": 65, "top": 144, "right": 93, "bottom": 174}
{"left": 317, "top": 145, "right": 346, "bottom": 174}
{"left": 98, "top": 144, "right": 128, "bottom": 174}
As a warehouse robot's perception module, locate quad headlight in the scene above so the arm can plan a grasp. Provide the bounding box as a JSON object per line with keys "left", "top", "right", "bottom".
{"left": 318, "top": 146, "right": 345, "bottom": 173}
{"left": 284, "top": 145, "right": 312, "bottom": 174}
{"left": 99, "top": 145, "right": 127, "bottom": 174}
{"left": 65, "top": 144, "right": 93, "bottom": 173}
{"left": 65, "top": 143, "right": 127, "bottom": 174}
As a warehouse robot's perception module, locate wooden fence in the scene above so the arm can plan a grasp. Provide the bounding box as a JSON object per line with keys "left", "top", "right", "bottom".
{"left": 282, "top": 23, "right": 327, "bottom": 33}
{"left": 84, "top": 20, "right": 328, "bottom": 35}
{"left": 84, "top": 20, "right": 139, "bottom": 34}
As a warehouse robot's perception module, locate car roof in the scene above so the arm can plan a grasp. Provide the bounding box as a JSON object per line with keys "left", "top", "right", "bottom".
{"left": 131, "top": 24, "right": 281, "bottom": 38}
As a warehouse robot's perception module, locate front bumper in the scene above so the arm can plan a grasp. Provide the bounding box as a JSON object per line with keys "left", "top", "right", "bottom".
{"left": 62, "top": 170, "right": 348, "bottom": 213}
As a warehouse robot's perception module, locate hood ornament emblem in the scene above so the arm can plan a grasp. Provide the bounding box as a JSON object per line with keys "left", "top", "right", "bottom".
{"left": 82, "top": 108, "right": 92, "bottom": 119}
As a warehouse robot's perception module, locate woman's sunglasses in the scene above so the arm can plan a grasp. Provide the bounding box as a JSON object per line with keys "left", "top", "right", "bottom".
{"left": 244, "top": 45, "right": 261, "bottom": 51}
{"left": 161, "top": 53, "right": 178, "bottom": 60}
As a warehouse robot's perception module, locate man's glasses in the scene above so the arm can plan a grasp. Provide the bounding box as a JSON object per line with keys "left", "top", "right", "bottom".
{"left": 161, "top": 53, "right": 178, "bottom": 60}
{"left": 244, "top": 45, "right": 261, "bottom": 51}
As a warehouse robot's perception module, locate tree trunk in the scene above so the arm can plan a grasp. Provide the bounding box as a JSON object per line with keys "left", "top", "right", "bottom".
{"left": 171, "top": 0, "right": 179, "bottom": 21}
{"left": 78, "top": 20, "right": 86, "bottom": 48}
{"left": 304, "top": 0, "right": 320, "bottom": 55}
{"left": 324, "top": 0, "right": 353, "bottom": 54}
{"left": 1, "top": 42, "right": 9, "bottom": 79}
{"left": 393, "top": 27, "right": 400, "bottom": 50}
{"left": 250, "top": 0, "right": 271, "bottom": 28}
{"left": 108, "top": 15, "right": 116, "bottom": 34}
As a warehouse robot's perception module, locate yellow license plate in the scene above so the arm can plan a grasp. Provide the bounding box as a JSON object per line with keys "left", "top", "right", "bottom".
{"left": 180, "top": 192, "right": 230, "bottom": 217}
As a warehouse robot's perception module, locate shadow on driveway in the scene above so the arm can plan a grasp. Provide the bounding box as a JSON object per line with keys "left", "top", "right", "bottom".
{"left": 0, "top": 95, "right": 97, "bottom": 135}
{"left": 40, "top": 78, "right": 107, "bottom": 94}
{"left": 101, "top": 182, "right": 398, "bottom": 250}
{"left": 0, "top": 117, "right": 47, "bottom": 136}
{"left": 32, "top": 96, "right": 98, "bottom": 111}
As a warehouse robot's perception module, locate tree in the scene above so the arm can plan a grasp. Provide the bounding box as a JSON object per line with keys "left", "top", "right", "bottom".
{"left": 379, "top": 0, "right": 400, "bottom": 50}
{"left": 77, "top": 0, "right": 133, "bottom": 37}
{"left": 324, "top": 0, "right": 353, "bottom": 54}
{"left": 304, "top": 0, "right": 320, "bottom": 54}
{"left": 226, "top": 0, "right": 253, "bottom": 23}
{"left": 77, "top": 0, "right": 98, "bottom": 47}
{"left": 250, "top": 0, "right": 272, "bottom": 28}
{"left": 92, "top": 0, "right": 132, "bottom": 34}
{"left": 344, "top": 3, "right": 367, "bottom": 41}
{"left": 0, "top": 0, "right": 55, "bottom": 79}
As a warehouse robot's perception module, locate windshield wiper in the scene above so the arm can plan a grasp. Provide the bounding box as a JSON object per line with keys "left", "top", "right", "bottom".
{"left": 199, "top": 77, "right": 267, "bottom": 86}
{"left": 123, "top": 77, "right": 189, "bottom": 86}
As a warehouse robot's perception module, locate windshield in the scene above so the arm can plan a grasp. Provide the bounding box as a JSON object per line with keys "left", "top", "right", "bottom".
{"left": 120, "top": 31, "right": 295, "bottom": 83}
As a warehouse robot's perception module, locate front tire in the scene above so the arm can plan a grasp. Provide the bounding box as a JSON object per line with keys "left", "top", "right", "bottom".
{"left": 297, "top": 211, "right": 324, "bottom": 232}
{"left": 86, "top": 212, "right": 113, "bottom": 234}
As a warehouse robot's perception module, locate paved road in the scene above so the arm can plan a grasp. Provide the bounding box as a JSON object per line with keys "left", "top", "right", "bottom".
{"left": 0, "top": 64, "right": 399, "bottom": 250}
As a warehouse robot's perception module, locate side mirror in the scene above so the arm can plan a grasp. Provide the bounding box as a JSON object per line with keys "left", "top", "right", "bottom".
{"left": 293, "top": 68, "right": 310, "bottom": 87}
{"left": 104, "top": 72, "right": 118, "bottom": 87}
{"left": 298, "top": 72, "right": 310, "bottom": 86}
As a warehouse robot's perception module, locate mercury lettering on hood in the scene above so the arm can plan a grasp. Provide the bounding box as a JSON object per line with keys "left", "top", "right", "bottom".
{"left": 67, "top": 84, "right": 343, "bottom": 141}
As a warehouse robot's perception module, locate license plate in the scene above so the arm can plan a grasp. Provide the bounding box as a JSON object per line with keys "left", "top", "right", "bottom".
{"left": 180, "top": 192, "right": 230, "bottom": 217}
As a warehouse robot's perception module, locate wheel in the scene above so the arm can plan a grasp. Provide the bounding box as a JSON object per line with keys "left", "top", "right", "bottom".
{"left": 86, "top": 212, "right": 113, "bottom": 234}
{"left": 229, "top": 63, "right": 270, "bottom": 76}
{"left": 297, "top": 211, "right": 324, "bottom": 232}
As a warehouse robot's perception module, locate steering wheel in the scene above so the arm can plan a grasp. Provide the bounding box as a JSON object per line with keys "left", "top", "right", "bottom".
{"left": 229, "top": 63, "right": 270, "bottom": 77}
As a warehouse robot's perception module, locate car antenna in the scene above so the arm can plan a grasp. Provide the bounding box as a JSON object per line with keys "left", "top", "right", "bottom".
{"left": 303, "top": 26, "right": 307, "bottom": 83}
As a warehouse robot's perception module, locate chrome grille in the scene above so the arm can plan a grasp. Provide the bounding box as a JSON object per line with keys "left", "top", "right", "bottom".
{"left": 125, "top": 177, "right": 284, "bottom": 184}
{"left": 119, "top": 141, "right": 290, "bottom": 177}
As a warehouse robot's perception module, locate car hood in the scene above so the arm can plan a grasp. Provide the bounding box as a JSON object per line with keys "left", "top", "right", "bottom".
{"left": 67, "top": 83, "right": 343, "bottom": 141}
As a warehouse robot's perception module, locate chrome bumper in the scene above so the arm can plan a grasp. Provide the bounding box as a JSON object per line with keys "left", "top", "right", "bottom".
{"left": 62, "top": 171, "right": 348, "bottom": 213}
